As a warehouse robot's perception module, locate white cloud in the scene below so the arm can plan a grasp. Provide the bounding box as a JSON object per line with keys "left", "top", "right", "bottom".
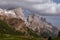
{"left": 24, "top": 0, "right": 52, "bottom": 3}
{"left": 17, "top": 0, "right": 60, "bottom": 14}
{"left": 0, "top": 0, "right": 60, "bottom": 15}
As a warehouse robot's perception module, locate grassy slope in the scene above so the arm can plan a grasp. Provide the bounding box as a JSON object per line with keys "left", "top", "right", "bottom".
{"left": 52, "top": 37, "right": 60, "bottom": 40}
{"left": 0, "top": 20, "right": 42, "bottom": 40}
{"left": 0, "top": 34, "right": 42, "bottom": 40}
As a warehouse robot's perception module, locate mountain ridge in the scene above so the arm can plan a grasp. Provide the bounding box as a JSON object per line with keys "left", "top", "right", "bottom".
{"left": 0, "top": 7, "right": 59, "bottom": 38}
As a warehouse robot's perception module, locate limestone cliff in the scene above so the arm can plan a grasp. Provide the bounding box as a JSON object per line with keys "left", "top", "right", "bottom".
{"left": 27, "top": 14, "right": 58, "bottom": 37}
{"left": 0, "top": 8, "right": 27, "bottom": 33}
{"left": 0, "top": 8, "right": 59, "bottom": 37}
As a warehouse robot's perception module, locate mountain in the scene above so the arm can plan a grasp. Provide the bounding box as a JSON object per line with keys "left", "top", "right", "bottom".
{"left": 27, "top": 14, "right": 59, "bottom": 37}
{"left": 0, "top": 8, "right": 30, "bottom": 35}
{"left": 0, "top": 19, "right": 42, "bottom": 40}
{"left": 0, "top": 7, "right": 59, "bottom": 38}
{"left": 0, "top": 8, "right": 40, "bottom": 38}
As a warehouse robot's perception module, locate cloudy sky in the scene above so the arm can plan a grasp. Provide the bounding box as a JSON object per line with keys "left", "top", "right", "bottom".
{"left": 0, "top": 0, "right": 60, "bottom": 15}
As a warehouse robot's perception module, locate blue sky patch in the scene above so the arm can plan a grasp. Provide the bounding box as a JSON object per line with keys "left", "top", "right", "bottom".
{"left": 53, "top": 0, "right": 60, "bottom": 3}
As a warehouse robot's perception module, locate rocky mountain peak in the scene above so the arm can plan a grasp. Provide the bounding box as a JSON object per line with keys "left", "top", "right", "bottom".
{"left": 27, "top": 14, "right": 59, "bottom": 37}
{"left": 0, "top": 8, "right": 59, "bottom": 37}
{"left": 0, "top": 8, "right": 27, "bottom": 32}
{"left": 14, "top": 8, "right": 24, "bottom": 20}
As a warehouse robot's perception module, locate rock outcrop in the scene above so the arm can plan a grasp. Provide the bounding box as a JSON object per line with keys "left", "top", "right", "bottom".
{"left": 27, "top": 14, "right": 59, "bottom": 37}
{"left": 0, "top": 8, "right": 27, "bottom": 33}
{"left": 0, "top": 8, "right": 59, "bottom": 37}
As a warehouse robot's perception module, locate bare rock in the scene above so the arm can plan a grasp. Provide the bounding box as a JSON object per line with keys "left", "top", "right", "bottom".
{"left": 0, "top": 8, "right": 27, "bottom": 33}
{"left": 27, "top": 14, "right": 59, "bottom": 37}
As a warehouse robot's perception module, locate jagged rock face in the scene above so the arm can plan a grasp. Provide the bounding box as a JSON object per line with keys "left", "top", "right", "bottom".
{"left": 0, "top": 8, "right": 27, "bottom": 32}
{"left": 27, "top": 14, "right": 42, "bottom": 32}
{"left": 27, "top": 14, "right": 47, "bottom": 32}
{"left": 14, "top": 8, "right": 24, "bottom": 20}
{"left": 27, "top": 14, "right": 59, "bottom": 37}
{"left": 0, "top": 8, "right": 59, "bottom": 37}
